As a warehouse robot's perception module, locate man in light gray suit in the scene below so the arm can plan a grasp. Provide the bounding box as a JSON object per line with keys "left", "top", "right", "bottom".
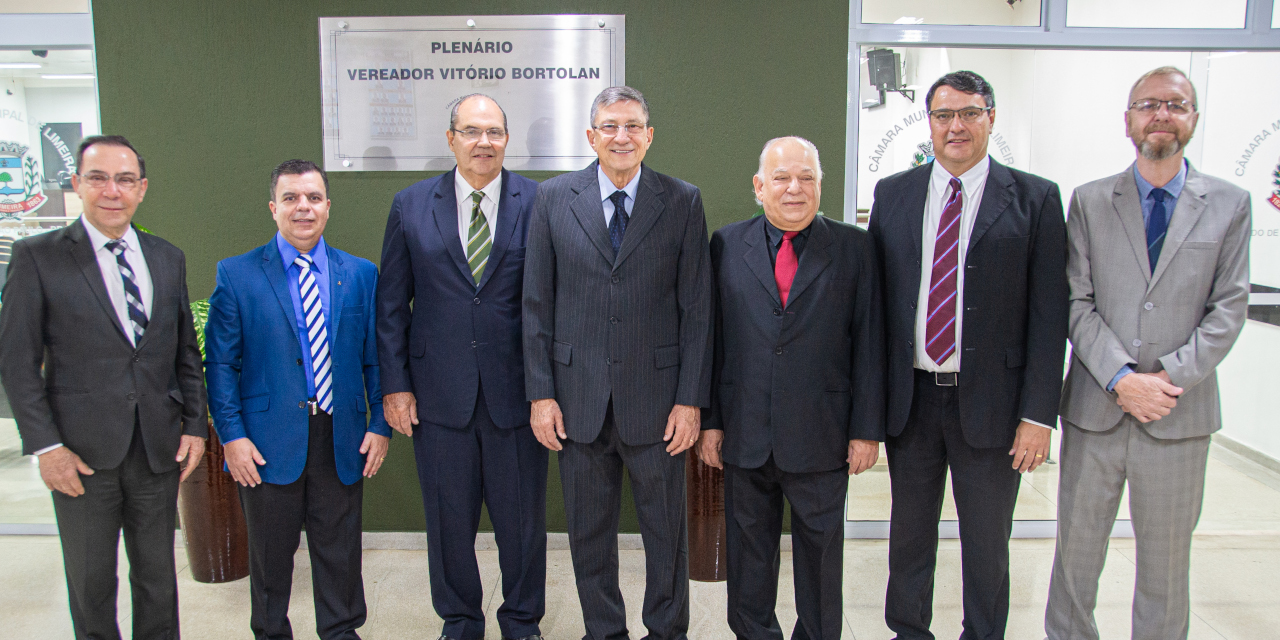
{"left": 1046, "top": 66, "right": 1251, "bottom": 640}
{"left": 523, "top": 85, "right": 713, "bottom": 640}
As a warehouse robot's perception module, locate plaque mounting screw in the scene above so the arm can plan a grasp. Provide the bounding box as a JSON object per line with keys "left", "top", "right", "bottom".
{"left": 342, "top": 159, "right": 352, "bottom": 167}
{"left": 598, "top": 18, "right": 606, "bottom": 27}
{"left": 338, "top": 21, "right": 348, "bottom": 30}
{"left": 467, "top": 19, "right": 476, "bottom": 28}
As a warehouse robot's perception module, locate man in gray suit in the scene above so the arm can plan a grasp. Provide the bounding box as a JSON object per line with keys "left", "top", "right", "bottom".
{"left": 523, "top": 85, "right": 713, "bottom": 640}
{"left": 1046, "top": 66, "right": 1251, "bottom": 640}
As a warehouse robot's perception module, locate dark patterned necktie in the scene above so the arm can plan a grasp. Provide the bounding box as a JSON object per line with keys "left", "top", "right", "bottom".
{"left": 105, "top": 239, "right": 148, "bottom": 344}
{"left": 608, "top": 190, "right": 629, "bottom": 255}
{"left": 925, "top": 178, "right": 963, "bottom": 366}
{"left": 1146, "top": 187, "right": 1169, "bottom": 271}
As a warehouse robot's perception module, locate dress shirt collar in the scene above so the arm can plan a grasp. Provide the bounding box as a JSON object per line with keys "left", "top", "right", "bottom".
{"left": 1132, "top": 159, "right": 1188, "bottom": 202}
{"left": 763, "top": 215, "right": 812, "bottom": 247}
{"left": 81, "top": 217, "right": 142, "bottom": 255}
{"left": 275, "top": 231, "right": 328, "bottom": 275}
{"left": 930, "top": 155, "right": 990, "bottom": 200}
{"left": 597, "top": 164, "right": 642, "bottom": 205}
{"left": 455, "top": 168, "right": 503, "bottom": 207}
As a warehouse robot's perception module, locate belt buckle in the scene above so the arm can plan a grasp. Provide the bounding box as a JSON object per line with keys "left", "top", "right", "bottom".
{"left": 934, "top": 372, "right": 958, "bottom": 387}
{"left": 307, "top": 399, "right": 318, "bottom": 416}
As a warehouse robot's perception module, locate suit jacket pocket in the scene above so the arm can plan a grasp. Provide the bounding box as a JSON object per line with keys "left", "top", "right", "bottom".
{"left": 354, "top": 395, "right": 367, "bottom": 413}
{"left": 553, "top": 340, "right": 573, "bottom": 366}
{"left": 655, "top": 344, "right": 680, "bottom": 370}
{"left": 341, "top": 305, "right": 365, "bottom": 316}
{"left": 168, "top": 388, "right": 185, "bottom": 404}
{"left": 242, "top": 393, "right": 270, "bottom": 413}
{"left": 1006, "top": 346, "right": 1026, "bottom": 368}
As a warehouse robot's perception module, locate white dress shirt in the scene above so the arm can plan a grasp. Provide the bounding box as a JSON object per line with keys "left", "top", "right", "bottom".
{"left": 38, "top": 218, "right": 156, "bottom": 455}
{"left": 913, "top": 156, "right": 989, "bottom": 373}
{"left": 598, "top": 164, "right": 640, "bottom": 226}
{"left": 82, "top": 217, "right": 154, "bottom": 348}
{"left": 454, "top": 169, "right": 502, "bottom": 253}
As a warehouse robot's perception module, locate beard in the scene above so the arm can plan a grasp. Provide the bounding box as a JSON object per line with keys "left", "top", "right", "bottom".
{"left": 1131, "top": 123, "right": 1190, "bottom": 161}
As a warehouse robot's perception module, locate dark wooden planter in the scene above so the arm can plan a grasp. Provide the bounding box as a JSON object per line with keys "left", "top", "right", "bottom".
{"left": 177, "top": 418, "right": 249, "bottom": 583}
{"left": 686, "top": 452, "right": 727, "bottom": 582}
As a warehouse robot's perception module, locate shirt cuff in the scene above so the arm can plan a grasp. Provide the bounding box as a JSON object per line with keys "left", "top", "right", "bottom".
{"left": 1107, "top": 365, "right": 1135, "bottom": 392}
{"left": 32, "top": 443, "right": 64, "bottom": 456}
{"left": 1020, "top": 418, "right": 1053, "bottom": 429}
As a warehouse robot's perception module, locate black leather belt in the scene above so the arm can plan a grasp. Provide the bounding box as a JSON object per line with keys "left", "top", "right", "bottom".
{"left": 916, "top": 369, "right": 959, "bottom": 387}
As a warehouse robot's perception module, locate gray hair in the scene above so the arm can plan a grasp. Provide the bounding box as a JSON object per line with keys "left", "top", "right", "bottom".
{"left": 754, "top": 136, "right": 823, "bottom": 206}
{"left": 1128, "top": 66, "right": 1197, "bottom": 108}
{"left": 448, "top": 93, "right": 508, "bottom": 131}
{"left": 589, "top": 86, "right": 650, "bottom": 126}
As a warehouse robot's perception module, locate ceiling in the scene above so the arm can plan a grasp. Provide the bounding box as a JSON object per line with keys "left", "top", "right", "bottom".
{"left": 0, "top": 48, "right": 94, "bottom": 88}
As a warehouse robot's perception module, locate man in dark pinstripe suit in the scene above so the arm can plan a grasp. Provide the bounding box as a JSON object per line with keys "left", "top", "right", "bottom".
{"left": 523, "top": 86, "right": 713, "bottom": 640}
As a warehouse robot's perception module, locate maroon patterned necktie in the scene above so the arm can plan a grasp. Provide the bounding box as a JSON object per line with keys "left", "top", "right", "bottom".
{"left": 925, "top": 178, "right": 963, "bottom": 366}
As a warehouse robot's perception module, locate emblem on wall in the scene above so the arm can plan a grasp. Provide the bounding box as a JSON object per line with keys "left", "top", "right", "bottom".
{"left": 0, "top": 141, "right": 46, "bottom": 219}
{"left": 911, "top": 140, "right": 934, "bottom": 168}
{"left": 1270, "top": 158, "right": 1280, "bottom": 212}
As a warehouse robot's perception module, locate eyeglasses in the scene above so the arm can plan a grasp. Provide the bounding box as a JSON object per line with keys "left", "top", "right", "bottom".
{"left": 80, "top": 172, "right": 141, "bottom": 190}
{"left": 1128, "top": 98, "right": 1195, "bottom": 115}
{"left": 593, "top": 123, "right": 648, "bottom": 137}
{"left": 928, "top": 107, "right": 993, "bottom": 125}
{"left": 451, "top": 127, "right": 507, "bottom": 141}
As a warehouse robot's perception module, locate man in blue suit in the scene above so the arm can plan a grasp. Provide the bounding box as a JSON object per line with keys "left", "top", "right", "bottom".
{"left": 377, "top": 94, "right": 545, "bottom": 640}
{"left": 206, "top": 159, "right": 390, "bottom": 640}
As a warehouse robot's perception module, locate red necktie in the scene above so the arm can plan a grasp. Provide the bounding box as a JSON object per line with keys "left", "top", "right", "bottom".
{"left": 926, "top": 178, "right": 963, "bottom": 366}
{"left": 775, "top": 231, "right": 799, "bottom": 307}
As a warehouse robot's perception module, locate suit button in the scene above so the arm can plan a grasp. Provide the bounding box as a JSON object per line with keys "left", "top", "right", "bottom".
{"left": 610, "top": 316, "right": 619, "bottom": 324}
{"left": 126, "top": 392, "right": 136, "bottom": 401}
{"left": 910, "top": 301, "right": 916, "bottom": 309}
{"left": 775, "top": 347, "right": 783, "bottom": 355}
{"left": 1132, "top": 339, "right": 1142, "bottom": 347}
{"left": 611, "top": 275, "right": 620, "bottom": 284}
{"left": 473, "top": 297, "right": 481, "bottom": 305}
{"left": 1144, "top": 302, "right": 1154, "bottom": 310}
{"left": 471, "top": 340, "right": 478, "bottom": 348}
{"left": 606, "top": 358, "right": 612, "bottom": 365}
{"left": 132, "top": 354, "right": 140, "bottom": 363}
{"left": 297, "top": 358, "right": 303, "bottom": 366}
{"left": 299, "top": 401, "right": 305, "bottom": 409}
{"left": 773, "top": 308, "right": 781, "bottom": 316}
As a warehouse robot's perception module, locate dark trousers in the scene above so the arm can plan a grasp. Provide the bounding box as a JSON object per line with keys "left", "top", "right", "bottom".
{"left": 560, "top": 401, "right": 690, "bottom": 640}
{"left": 884, "top": 370, "right": 1021, "bottom": 640}
{"left": 238, "top": 412, "right": 365, "bottom": 640}
{"left": 725, "top": 456, "right": 848, "bottom": 640}
{"left": 412, "top": 386, "right": 548, "bottom": 640}
{"left": 51, "top": 420, "right": 181, "bottom": 640}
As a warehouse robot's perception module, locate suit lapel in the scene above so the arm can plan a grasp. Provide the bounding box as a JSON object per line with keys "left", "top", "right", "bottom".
{"left": 741, "top": 217, "right": 780, "bottom": 306}
{"left": 1111, "top": 167, "right": 1154, "bottom": 282}
{"left": 477, "top": 168, "right": 522, "bottom": 291}
{"left": 900, "top": 165, "right": 930, "bottom": 282}
{"left": 967, "top": 160, "right": 1014, "bottom": 252}
{"left": 327, "top": 245, "right": 347, "bottom": 336}
{"left": 568, "top": 162, "right": 615, "bottom": 265}
{"left": 432, "top": 169, "right": 476, "bottom": 286}
{"left": 786, "top": 216, "right": 834, "bottom": 307}
{"left": 134, "top": 230, "right": 164, "bottom": 350}
{"left": 615, "top": 165, "right": 665, "bottom": 268}
{"left": 260, "top": 243, "right": 302, "bottom": 345}
{"left": 1149, "top": 165, "right": 1209, "bottom": 289}
{"left": 65, "top": 221, "right": 130, "bottom": 345}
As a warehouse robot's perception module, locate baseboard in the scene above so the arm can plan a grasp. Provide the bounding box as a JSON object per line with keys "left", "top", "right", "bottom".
{"left": 1213, "top": 433, "right": 1280, "bottom": 475}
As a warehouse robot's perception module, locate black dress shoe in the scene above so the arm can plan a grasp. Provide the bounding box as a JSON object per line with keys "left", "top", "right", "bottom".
{"left": 503, "top": 636, "right": 544, "bottom": 640}
{"left": 437, "top": 636, "right": 459, "bottom": 640}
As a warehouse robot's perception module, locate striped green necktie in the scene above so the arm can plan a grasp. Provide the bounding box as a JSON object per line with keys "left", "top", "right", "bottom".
{"left": 466, "top": 190, "right": 492, "bottom": 284}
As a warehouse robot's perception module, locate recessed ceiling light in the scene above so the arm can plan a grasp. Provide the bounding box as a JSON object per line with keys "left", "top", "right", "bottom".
{"left": 0, "top": 63, "right": 42, "bottom": 69}
{"left": 40, "top": 74, "right": 95, "bottom": 80}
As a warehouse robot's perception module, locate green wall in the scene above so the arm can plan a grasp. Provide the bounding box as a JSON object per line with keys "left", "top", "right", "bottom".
{"left": 94, "top": 0, "right": 847, "bottom": 531}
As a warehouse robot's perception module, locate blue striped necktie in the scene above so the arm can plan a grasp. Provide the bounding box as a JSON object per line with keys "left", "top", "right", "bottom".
{"left": 295, "top": 254, "right": 332, "bottom": 414}
{"left": 105, "top": 239, "right": 148, "bottom": 344}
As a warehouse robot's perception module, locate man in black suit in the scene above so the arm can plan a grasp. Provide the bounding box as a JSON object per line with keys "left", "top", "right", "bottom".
{"left": 698, "top": 136, "right": 884, "bottom": 640}
{"left": 0, "top": 135, "right": 207, "bottom": 639}
{"left": 867, "top": 71, "right": 1068, "bottom": 640}
{"left": 378, "top": 94, "right": 546, "bottom": 640}
{"left": 523, "top": 85, "right": 713, "bottom": 640}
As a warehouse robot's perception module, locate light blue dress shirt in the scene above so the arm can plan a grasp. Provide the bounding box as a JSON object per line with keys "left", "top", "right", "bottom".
{"left": 275, "top": 232, "right": 331, "bottom": 398}
{"left": 598, "top": 164, "right": 641, "bottom": 226}
{"left": 1107, "top": 160, "right": 1189, "bottom": 392}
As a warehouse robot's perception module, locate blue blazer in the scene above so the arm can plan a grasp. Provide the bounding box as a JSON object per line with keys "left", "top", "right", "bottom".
{"left": 377, "top": 168, "right": 536, "bottom": 430}
{"left": 205, "top": 241, "right": 390, "bottom": 485}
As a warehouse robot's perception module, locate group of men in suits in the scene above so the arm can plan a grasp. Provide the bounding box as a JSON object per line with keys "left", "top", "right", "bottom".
{"left": 0, "top": 65, "right": 1251, "bottom": 640}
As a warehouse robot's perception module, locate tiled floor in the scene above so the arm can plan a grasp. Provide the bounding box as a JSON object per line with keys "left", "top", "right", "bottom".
{"left": 2, "top": 435, "right": 1279, "bottom": 639}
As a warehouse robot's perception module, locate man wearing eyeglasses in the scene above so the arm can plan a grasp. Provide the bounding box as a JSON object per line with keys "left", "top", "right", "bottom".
{"left": 0, "top": 135, "right": 207, "bottom": 639}
{"left": 523, "top": 85, "right": 712, "bottom": 640}
{"left": 377, "top": 93, "right": 546, "bottom": 640}
{"left": 1046, "top": 67, "right": 1250, "bottom": 640}
{"left": 868, "top": 70, "right": 1068, "bottom": 640}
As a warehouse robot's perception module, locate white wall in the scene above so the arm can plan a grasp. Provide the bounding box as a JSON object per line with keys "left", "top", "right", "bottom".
{"left": 1067, "top": 0, "right": 1247, "bottom": 29}
{"left": 1217, "top": 321, "right": 1280, "bottom": 462}
{"left": 861, "top": 0, "right": 1040, "bottom": 26}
